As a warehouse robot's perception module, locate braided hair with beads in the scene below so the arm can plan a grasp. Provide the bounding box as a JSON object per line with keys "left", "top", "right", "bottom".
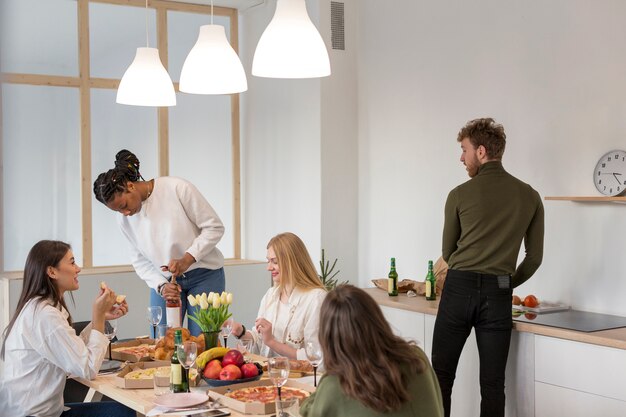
{"left": 93, "top": 149, "right": 145, "bottom": 205}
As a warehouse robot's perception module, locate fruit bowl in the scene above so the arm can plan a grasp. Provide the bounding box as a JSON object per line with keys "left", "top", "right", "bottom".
{"left": 202, "top": 369, "right": 263, "bottom": 387}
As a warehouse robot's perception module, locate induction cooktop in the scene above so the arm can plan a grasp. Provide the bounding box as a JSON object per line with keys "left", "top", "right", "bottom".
{"left": 512, "top": 309, "right": 626, "bottom": 332}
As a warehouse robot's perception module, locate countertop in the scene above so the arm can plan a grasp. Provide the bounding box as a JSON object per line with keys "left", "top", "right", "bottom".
{"left": 363, "top": 287, "right": 626, "bottom": 351}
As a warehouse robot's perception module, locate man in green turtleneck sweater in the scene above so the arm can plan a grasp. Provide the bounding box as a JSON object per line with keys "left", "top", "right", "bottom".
{"left": 432, "top": 118, "right": 544, "bottom": 417}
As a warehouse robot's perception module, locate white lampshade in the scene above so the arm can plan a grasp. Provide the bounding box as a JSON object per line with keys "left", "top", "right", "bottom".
{"left": 116, "top": 47, "right": 176, "bottom": 107}
{"left": 252, "top": 0, "right": 331, "bottom": 79}
{"left": 180, "top": 25, "right": 248, "bottom": 94}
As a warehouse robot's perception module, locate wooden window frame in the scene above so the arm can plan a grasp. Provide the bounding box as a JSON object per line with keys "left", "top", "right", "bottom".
{"left": 0, "top": 0, "right": 243, "bottom": 275}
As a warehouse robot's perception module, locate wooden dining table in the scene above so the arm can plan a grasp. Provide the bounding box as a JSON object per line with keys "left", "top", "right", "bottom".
{"left": 75, "top": 371, "right": 315, "bottom": 417}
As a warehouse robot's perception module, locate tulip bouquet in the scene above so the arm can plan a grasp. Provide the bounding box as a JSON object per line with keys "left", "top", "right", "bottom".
{"left": 187, "top": 291, "right": 233, "bottom": 333}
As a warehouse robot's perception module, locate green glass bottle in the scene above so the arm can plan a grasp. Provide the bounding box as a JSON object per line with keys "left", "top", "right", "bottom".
{"left": 170, "top": 329, "right": 188, "bottom": 393}
{"left": 425, "top": 260, "right": 436, "bottom": 301}
{"left": 388, "top": 258, "right": 398, "bottom": 296}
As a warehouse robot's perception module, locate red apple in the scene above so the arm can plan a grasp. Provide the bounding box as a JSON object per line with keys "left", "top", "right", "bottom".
{"left": 219, "top": 364, "right": 242, "bottom": 380}
{"left": 203, "top": 359, "right": 222, "bottom": 379}
{"left": 221, "top": 349, "right": 244, "bottom": 368}
{"left": 240, "top": 363, "right": 259, "bottom": 379}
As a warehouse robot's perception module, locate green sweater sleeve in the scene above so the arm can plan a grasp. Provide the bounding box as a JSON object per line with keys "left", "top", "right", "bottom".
{"left": 442, "top": 188, "right": 461, "bottom": 263}
{"left": 512, "top": 191, "right": 544, "bottom": 287}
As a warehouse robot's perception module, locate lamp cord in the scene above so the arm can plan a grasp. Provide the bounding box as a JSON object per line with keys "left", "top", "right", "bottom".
{"left": 145, "top": 0, "right": 149, "bottom": 47}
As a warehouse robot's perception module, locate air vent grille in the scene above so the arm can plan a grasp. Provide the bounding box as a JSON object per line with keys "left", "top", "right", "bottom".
{"left": 331, "top": 1, "right": 345, "bottom": 51}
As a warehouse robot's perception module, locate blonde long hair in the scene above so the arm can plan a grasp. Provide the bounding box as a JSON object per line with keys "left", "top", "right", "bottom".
{"left": 267, "top": 233, "right": 325, "bottom": 293}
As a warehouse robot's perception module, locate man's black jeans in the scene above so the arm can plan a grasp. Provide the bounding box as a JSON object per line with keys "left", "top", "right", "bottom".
{"left": 432, "top": 269, "right": 513, "bottom": 417}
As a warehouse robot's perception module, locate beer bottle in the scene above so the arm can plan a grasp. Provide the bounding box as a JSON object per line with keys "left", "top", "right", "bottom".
{"left": 166, "top": 275, "right": 182, "bottom": 328}
{"left": 170, "top": 329, "right": 188, "bottom": 393}
{"left": 425, "top": 260, "right": 436, "bottom": 301}
{"left": 388, "top": 258, "right": 398, "bottom": 296}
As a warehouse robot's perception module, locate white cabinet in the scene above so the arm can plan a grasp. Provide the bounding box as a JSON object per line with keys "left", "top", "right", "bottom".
{"left": 535, "top": 382, "right": 626, "bottom": 417}
{"left": 380, "top": 305, "right": 425, "bottom": 347}
{"left": 534, "top": 335, "right": 626, "bottom": 415}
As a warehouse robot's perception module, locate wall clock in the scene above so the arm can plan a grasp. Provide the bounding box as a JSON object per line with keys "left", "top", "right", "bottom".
{"left": 593, "top": 150, "right": 626, "bottom": 196}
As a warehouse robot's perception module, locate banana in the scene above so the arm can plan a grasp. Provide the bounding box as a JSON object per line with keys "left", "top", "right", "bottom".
{"left": 196, "top": 347, "right": 230, "bottom": 368}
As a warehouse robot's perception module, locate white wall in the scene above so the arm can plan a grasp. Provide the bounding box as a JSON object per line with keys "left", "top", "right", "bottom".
{"left": 240, "top": 1, "right": 323, "bottom": 262}
{"left": 356, "top": 0, "right": 626, "bottom": 315}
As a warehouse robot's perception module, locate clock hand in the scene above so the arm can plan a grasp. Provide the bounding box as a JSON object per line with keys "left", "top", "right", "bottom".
{"left": 613, "top": 173, "right": 622, "bottom": 184}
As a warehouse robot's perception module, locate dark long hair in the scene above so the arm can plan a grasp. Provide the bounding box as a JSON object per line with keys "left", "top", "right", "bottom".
{"left": 93, "top": 149, "right": 143, "bottom": 204}
{"left": 1, "top": 240, "right": 73, "bottom": 359}
{"left": 318, "top": 285, "right": 426, "bottom": 413}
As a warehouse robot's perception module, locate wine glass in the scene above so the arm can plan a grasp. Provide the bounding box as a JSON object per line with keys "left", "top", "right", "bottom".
{"left": 146, "top": 306, "right": 162, "bottom": 339}
{"left": 268, "top": 357, "right": 290, "bottom": 401}
{"left": 305, "top": 341, "right": 323, "bottom": 387}
{"left": 104, "top": 319, "right": 118, "bottom": 361}
{"left": 176, "top": 341, "right": 197, "bottom": 393}
{"left": 221, "top": 318, "right": 233, "bottom": 348}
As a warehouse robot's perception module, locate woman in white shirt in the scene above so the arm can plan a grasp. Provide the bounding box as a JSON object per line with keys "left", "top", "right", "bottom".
{"left": 231, "top": 233, "right": 327, "bottom": 360}
{"left": 0, "top": 240, "right": 133, "bottom": 417}
{"left": 93, "top": 149, "right": 226, "bottom": 336}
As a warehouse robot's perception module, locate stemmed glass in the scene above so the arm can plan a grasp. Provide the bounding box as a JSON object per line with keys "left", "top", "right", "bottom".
{"left": 176, "top": 341, "right": 197, "bottom": 393}
{"left": 221, "top": 318, "right": 233, "bottom": 348}
{"left": 104, "top": 319, "right": 118, "bottom": 361}
{"left": 146, "top": 306, "right": 162, "bottom": 339}
{"left": 268, "top": 357, "right": 290, "bottom": 402}
{"left": 305, "top": 341, "right": 322, "bottom": 387}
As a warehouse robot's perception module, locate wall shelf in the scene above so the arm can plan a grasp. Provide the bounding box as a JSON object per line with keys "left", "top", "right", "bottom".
{"left": 545, "top": 196, "right": 626, "bottom": 203}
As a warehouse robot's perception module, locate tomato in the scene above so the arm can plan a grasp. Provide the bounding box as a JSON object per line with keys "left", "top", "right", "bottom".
{"left": 524, "top": 312, "right": 537, "bottom": 320}
{"left": 523, "top": 294, "right": 539, "bottom": 308}
{"left": 512, "top": 295, "right": 522, "bottom": 306}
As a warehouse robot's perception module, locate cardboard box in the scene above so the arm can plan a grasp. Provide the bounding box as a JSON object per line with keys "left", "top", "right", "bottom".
{"left": 114, "top": 361, "right": 170, "bottom": 389}
{"left": 110, "top": 338, "right": 156, "bottom": 362}
{"left": 153, "top": 367, "right": 201, "bottom": 387}
{"left": 207, "top": 379, "right": 315, "bottom": 415}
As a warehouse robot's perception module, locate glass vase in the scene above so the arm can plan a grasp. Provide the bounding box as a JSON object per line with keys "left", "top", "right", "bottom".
{"left": 203, "top": 331, "right": 220, "bottom": 350}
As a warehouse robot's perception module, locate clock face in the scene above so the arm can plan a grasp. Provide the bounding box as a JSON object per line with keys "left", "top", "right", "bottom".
{"left": 594, "top": 150, "right": 626, "bottom": 196}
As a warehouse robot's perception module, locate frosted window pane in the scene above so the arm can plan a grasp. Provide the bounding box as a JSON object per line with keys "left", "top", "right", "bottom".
{"left": 91, "top": 89, "right": 158, "bottom": 266}
{"left": 2, "top": 85, "right": 81, "bottom": 270}
{"left": 90, "top": 2, "right": 158, "bottom": 79}
{"left": 169, "top": 93, "right": 234, "bottom": 258}
{"left": 0, "top": 0, "right": 78, "bottom": 76}
{"left": 168, "top": 11, "right": 232, "bottom": 82}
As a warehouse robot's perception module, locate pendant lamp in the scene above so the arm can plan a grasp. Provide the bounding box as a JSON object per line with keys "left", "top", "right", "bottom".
{"left": 252, "top": 0, "right": 331, "bottom": 79}
{"left": 179, "top": 2, "right": 247, "bottom": 94}
{"left": 116, "top": 1, "right": 176, "bottom": 106}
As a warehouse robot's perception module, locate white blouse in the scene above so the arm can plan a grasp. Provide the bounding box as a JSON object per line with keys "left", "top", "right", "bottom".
{"left": 250, "top": 286, "right": 326, "bottom": 361}
{"left": 0, "top": 297, "right": 109, "bottom": 417}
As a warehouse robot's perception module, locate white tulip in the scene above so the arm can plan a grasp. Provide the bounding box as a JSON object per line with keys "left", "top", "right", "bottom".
{"left": 201, "top": 293, "right": 209, "bottom": 305}
{"left": 199, "top": 298, "right": 209, "bottom": 310}
{"left": 213, "top": 296, "right": 221, "bottom": 309}
{"left": 220, "top": 292, "right": 228, "bottom": 305}
{"left": 226, "top": 293, "right": 233, "bottom": 305}
{"left": 187, "top": 294, "right": 197, "bottom": 307}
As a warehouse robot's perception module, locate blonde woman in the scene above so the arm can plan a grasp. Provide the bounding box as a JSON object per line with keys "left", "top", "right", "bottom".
{"left": 231, "top": 233, "right": 326, "bottom": 360}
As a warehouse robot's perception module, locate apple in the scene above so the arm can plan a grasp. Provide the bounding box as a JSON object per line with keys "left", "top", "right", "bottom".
{"left": 221, "top": 349, "right": 244, "bottom": 368}
{"left": 203, "top": 359, "right": 222, "bottom": 380}
{"left": 219, "top": 364, "right": 242, "bottom": 380}
{"left": 240, "top": 362, "right": 259, "bottom": 379}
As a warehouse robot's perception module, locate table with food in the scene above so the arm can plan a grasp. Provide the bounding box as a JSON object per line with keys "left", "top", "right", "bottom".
{"left": 75, "top": 337, "right": 316, "bottom": 417}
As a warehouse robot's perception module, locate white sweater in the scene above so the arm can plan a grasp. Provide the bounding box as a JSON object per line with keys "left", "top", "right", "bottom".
{"left": 118, "top": 177, "right": 225, "bottom": 290}
{"left": 250, "top": 286, "right": 326, "bottom": 361}
{"left": 0, "top": 298, "right": 109, "bottom": 417}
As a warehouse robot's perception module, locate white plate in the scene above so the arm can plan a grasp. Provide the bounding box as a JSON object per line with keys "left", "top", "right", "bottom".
{"left": 512, "top": 302, "right": 569, "bottom": 313}
{"left": 153, "top": 392, "right": 209, "bottom": 408}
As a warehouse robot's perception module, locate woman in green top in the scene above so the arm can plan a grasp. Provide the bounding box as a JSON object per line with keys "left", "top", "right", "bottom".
{"left": 300, "top": 285, "right": 444, "bottom": 417}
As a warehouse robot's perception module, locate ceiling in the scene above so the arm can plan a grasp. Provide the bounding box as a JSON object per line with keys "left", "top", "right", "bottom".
{"left": 166, "top": 0, "right": 266, "bottom": 10}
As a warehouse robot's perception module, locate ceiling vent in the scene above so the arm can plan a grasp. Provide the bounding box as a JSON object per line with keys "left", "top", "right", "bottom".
{"left": 331, "top": 1, "right": 345, "bottom": 51}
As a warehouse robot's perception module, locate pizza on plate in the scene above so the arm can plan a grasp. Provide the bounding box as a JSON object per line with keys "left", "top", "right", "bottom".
{"left": 225, "top": 386, "right": 310, "bottom": 404}
{"left": 113, "top": 344, "right": 155, "bottom": 358}
{"left": 124, "top": 366, "right": 169, "bottom": 380}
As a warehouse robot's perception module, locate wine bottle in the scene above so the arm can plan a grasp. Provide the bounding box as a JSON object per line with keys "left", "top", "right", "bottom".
{"left": 170, "top": 329, "right": 188, "bottom": 393}
{"left": 166, "top": 275, "right": 181, "bottom": 328}
{"left": 388, "top": 258, "right": 398, "bottom": 296}
{"left": 425, "top": 260, "right": 436, "bottom": 301}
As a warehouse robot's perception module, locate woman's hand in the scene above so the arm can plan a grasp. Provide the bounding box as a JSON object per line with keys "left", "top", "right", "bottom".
{"left": 159, "top": 282, "right": 181, "bottom": 302}
{"left": 255, "top": 318, "right": 275, "bottom": 344}
{"left": 106, "top": 299, "right": 129, "bottom": 320}
{"left": 162, "top": 252, "right": 196, "bottom": 278}
{"left": 92, "top": 288, "right": 117, "bottom": 333}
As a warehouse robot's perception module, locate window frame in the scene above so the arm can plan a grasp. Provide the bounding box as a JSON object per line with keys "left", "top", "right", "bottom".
{"left": 0, "top": 0, "right": 243, "bottom": 274}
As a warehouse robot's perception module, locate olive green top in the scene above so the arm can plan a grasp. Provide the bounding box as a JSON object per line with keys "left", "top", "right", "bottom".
{"left": 299, "top": 347, "right": 443, "bottom": 417}
{"left": 442, "top": 161, "right": 544, "bottom": 288}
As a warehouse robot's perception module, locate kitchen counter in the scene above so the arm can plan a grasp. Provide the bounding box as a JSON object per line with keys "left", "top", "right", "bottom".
{"left": 363, "top": 287, "right": 626, "bottom": 351}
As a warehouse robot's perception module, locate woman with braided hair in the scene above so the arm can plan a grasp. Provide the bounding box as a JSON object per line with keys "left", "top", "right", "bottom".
{"left": 93, "top": 150, "right": 225, "bottom": 336}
